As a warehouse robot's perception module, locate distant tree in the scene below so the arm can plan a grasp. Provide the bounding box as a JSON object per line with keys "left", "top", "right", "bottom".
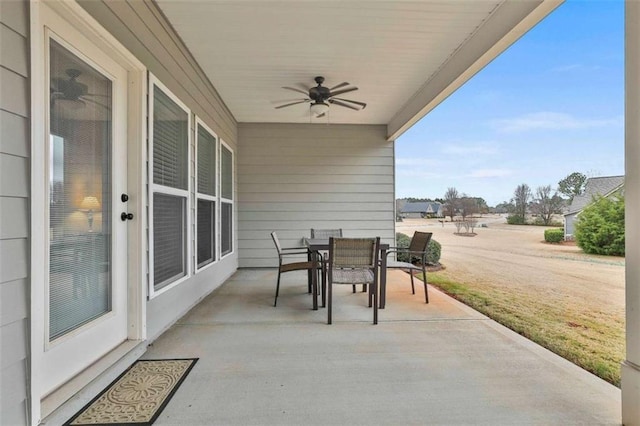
{"left": 558, "top": 172, "right": 587, "bottom": 201}
{"left": 494, "top": 201, "right": 513, "bottom": 214}
{"left": 460, "top": 195, "right": 479, "bottom": 219}
{"left": 474, "top": 197, "right": 489, "bottom": 214}
{"left": 531, "top": 185, "right": 564, "bottom": 225}
{"left": 443, "top": 187, "right": 460, "bottom": 221}
{"left": 511, "top": 183, "right": 532, "bottom": 222}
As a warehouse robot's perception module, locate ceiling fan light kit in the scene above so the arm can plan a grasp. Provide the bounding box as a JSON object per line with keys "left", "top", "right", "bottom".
{"left": 310, "top": 102, "right": 329, "bottom": 117}
{"left": 275, "top": 76, "right": 366, "bottom": 119}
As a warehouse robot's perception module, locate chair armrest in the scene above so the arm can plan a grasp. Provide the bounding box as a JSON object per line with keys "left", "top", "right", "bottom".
{"left": 279, "top": 250, "right": 311, "bottom": 257}
{"left": 387, "top": 248, "right": 426, "bottom": 254}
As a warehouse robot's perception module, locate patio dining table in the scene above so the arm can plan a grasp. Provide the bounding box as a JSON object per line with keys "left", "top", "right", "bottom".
{"left": 304, "top": 238, "right": 390, "bottom": 309}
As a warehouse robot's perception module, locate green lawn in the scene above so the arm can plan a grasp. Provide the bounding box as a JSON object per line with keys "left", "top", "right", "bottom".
{"left": 427, "top": 272, "right": 625, "bottom": 386}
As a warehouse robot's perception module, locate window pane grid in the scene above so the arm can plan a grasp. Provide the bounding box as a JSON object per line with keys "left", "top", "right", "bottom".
{"left": 151, "top": 80, "right": 190, "bottom": 293}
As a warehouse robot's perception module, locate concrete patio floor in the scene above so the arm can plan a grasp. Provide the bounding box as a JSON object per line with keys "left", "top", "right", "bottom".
{"left": 144, "top": 269, "right": 621, "bottom": 425}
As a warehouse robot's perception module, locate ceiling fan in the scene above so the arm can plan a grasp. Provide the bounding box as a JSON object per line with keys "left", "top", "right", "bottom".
{"left": 275, "top": 76, "right": 366, "bottom": 117}
{"left": 50, "top": 68, "right": 109, "bottom": 110}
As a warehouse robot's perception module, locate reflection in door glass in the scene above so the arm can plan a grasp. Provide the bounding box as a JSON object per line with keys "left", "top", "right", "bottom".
{"left": 48, "top": 39, "right": 113, "bottom": 340}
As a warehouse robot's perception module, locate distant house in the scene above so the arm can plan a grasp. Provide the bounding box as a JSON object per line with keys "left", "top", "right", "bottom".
{"left": 400, "top": 201, "right": 444, "bottom": 218}
{"left": 564, "top": 175, "right": 624, "bottom": 240}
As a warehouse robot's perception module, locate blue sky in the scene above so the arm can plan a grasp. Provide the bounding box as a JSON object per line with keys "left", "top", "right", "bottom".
{"left": 395, "top": 0, "right": 624, "bottom": 207}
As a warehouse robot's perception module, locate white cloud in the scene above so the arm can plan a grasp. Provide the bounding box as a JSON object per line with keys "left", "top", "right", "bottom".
{"left": 491, "top": 112, "right": 622, "bottom": 133}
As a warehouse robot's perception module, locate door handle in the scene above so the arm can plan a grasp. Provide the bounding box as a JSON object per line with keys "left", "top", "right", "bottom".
{"left": 121, "top": 212, "right": 134, "bottom": 221}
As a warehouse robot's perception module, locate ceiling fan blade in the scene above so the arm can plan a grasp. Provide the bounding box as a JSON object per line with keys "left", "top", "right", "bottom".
{"left": 275, "top": 100, "right": 309, "bottom": 109}
{"left": 282, "top": 86, "right": 309, "bottom": 96}
{"left": 332, "top": 97, "right": 366, "bottom": 109}
{"left": 271, "top": 97, "right": 309, "bottom": 104}
{"left": 329, "top": 99, "right": 360, "bottom": 111}
{"left": 329, "top": 87, "right": 358, "bottom": 97}
{"left": 81, "top": 97, "right": 110, "bottom": 110}
{"left": 329, "top": 82, "right": 349, "bottom": 91}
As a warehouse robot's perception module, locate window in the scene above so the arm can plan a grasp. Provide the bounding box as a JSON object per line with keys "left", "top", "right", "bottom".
{"left": 196, "top": 120, "right": 217, "bottom": 269}
{"left": 149, "top": 76, "right": 190, "bottom": 294}
{"left": 220, "top": 141, "right": 234, "bottom": 257}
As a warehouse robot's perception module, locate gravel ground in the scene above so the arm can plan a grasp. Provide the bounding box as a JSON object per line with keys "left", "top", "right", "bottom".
{"left": 396, "top": 216, "right": 625, "bottom": 317}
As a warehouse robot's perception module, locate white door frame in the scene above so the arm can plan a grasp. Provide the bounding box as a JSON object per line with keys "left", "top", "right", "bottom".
{"left": 30, "top": 1, "right": 146, "bottom": 424}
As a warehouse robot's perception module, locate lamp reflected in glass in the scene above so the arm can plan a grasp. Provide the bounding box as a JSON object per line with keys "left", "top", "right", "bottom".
{"left": 80, "top": 196, "right": 100, "bottom": 232}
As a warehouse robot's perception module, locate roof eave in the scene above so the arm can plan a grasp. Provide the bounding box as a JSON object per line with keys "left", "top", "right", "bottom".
{"left": 386, "top": 0, "right": 563, "bottom": 141}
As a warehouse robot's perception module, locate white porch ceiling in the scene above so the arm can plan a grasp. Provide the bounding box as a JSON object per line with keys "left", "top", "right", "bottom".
{"left": 155, "top": 0, "right": 561, "bottom": 139}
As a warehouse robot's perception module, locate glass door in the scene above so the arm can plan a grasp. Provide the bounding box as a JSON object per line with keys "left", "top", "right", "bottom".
{"left": 41, "top": 33, "right": 129, "bottom": 396}
{"left": 48, "top": 39, "right": 113, "bottom": 339}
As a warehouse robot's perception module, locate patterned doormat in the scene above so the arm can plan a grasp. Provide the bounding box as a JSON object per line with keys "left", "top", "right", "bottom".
{"left": 65, "top": 358, "right": 198, "bottom": 426}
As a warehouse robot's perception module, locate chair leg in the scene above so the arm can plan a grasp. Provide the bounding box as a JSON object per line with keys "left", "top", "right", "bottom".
{"left": 373, "top": 279, "right": 378, "bottom": 325}
{"left": 321, "top": 263, "right": 327, "bottom": 308}
{"left": 327, "top": 279, "right": 333, "bottom": 324}
{"left": 352, "top": 285, "right": 356, "bottom": 293}
{"left": 422, "top": 265, "right": 429, "bottom": 304}
{"left": 274, "top": 269, "right": 282, "bottom": 307}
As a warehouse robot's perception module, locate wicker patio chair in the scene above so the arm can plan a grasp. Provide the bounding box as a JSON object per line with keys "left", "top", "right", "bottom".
{"left": 326, "top": 237, "right": 380, "bottom": 324}
{"left": 386, "top": 231, "right": 433, "bottom": 303}
{"left": 271, "top": 232, "right": 318, "bottom": 308}
{"left": 310, "top": 228, "right": 347, "bottom": 300}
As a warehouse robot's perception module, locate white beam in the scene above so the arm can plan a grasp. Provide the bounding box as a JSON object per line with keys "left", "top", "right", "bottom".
{"left": 386, "top": 0, "right": 562, "bottom": 141}
{"left": 623, "top": 1, "right": 640, "bottom": 424}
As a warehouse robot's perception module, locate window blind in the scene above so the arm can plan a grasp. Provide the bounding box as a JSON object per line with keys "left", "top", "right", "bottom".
{"left": 221, "top": 145, "right": 233, "bottom": 200}
{"left": 153, "top": 193, "right": 186, "bottom": 288}
{"left": 221, "top": 202, "right": 232, "bottom": 256}
{"left": 197, "top": 124, "right": 216, "bottom": 196}
{"left": 48, "top": 39, "right": 113, "bottom": 340}
{"left": 153, "top": 86, "right": 188, "bottom": 190}
{"left": 197, "top": 199, "right": 215, "bottom": 267}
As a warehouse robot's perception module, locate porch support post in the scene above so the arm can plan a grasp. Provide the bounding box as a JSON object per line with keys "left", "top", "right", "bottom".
{"left": 623, "top": 1, "right": 640, "bottom": 424}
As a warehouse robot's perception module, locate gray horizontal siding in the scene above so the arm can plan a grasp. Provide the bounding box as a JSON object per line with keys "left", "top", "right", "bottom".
{"left": 0, "top": 110, "right": 29, "bottom": 157}
{"left": 238, "top": 123, "right": 395, "bottom": 268}
{"left": 77, "top": 0, "right": 239, "bottom": 341}
{"left": 0, "top": 279, "right": 28, "bottom": 327}
{"left": 0, "top": 1, "right": 30, "bottom": 424}
{"left": 78, "top": 0, "right": 237, "bottom": 147}
{"left": 1, "top": 359, "right": 28, "bottom": 425}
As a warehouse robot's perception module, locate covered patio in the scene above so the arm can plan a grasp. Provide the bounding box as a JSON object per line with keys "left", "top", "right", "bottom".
{"left": 56, "top": 269, "right": 621, "bottom": 425}
{"left": 4, "top": 0, "right": 639, "bottom": 424}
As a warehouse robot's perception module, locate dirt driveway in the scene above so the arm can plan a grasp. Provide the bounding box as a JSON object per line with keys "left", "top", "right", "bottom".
{"left": 396, "top": 216, "right": 625, "bottom": 316}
